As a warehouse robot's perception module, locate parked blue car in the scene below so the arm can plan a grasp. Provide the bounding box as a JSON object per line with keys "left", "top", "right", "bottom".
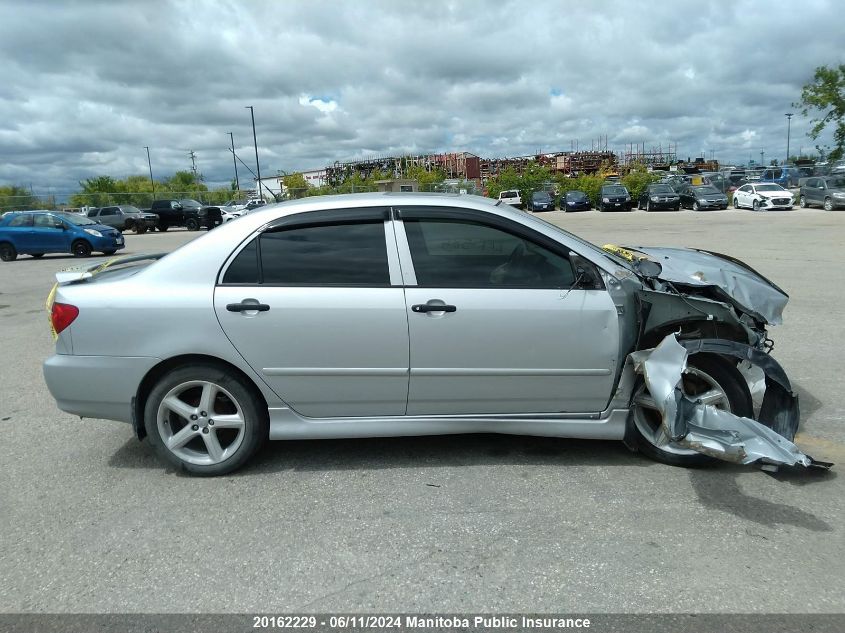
{"left": 0, "top": 211, "right": 125, "bottom": 261}
{"left": 759, "top": 166, "right": 801, "bottom": 189}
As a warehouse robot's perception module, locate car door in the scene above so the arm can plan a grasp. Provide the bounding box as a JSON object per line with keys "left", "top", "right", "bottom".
{"left": 97, "top": 207, "right": 120, "bottom": 229}
{"left": 735, "top": 185, "right": 749, "bottom": 207}
{"left": 395, "top": 206, "right": 620, "bottom": 416}
{"left": 214, "top": 207, "right": 410, "bottom": 418}
{"left": 2, "top": 213, "right": 35, "bottom": 251}
{"left": 30, "top": 213, "right": 70, "bottom": 252}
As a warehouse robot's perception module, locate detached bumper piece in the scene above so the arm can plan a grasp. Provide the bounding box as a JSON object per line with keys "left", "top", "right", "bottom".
{"left": 633, "top": 334, "right": 832, "bottom": 471}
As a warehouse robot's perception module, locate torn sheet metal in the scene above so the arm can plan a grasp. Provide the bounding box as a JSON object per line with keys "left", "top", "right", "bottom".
{"left": 637, "top": 333, "right": 829, "bottom": 469}
{"left": 628, "top": 246, "right": 789, "bottom": 325}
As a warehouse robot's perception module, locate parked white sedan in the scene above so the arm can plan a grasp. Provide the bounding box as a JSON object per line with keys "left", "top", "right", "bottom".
{"left": 733, "top": 183, "right": 793, "bottom": 211}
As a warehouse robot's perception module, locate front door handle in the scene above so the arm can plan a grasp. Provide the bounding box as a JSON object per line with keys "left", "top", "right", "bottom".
{"left": 411, "top": 303, "right": 457, "bottom": 313}
{"left": 226, "top": 302, "right": 270, "bottom": 312}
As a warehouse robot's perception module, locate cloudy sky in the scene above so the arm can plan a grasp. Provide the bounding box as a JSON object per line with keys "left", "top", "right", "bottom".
{"left": 0, "top": 0, "right": 841, "bottom": 195}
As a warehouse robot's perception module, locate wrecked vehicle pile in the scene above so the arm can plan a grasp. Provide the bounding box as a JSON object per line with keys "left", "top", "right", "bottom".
{"left": 605, "top": 244, "right": 832, "bottom": 471}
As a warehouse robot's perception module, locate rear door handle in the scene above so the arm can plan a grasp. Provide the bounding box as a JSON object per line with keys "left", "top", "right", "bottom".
{"left": 226, "top": 302, "right": 270, "bottom": 312}
{"left": 411, "top": 303, "right": 457, "bottom": 313}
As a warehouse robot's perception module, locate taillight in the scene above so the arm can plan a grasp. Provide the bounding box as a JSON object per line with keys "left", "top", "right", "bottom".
{"left": 51, "top": 302, "right": 79, "bottom": 334}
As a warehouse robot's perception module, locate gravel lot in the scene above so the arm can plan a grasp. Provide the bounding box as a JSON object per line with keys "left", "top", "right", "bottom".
{"left": 1, "top": 207, "right": 843, "bottom": 614}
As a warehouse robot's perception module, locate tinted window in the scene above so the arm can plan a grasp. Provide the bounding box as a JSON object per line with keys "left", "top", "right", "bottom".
{"left": 260, "top": 222, "right": 389, "bottom": 285}
{"left": 500, "top": 191, "right": 517, "bottom": 199}
{"left": 532, "top": 192, "right": 551, "bottom": 201}
{"left": 405, "top": 219, "right": 574, "bottom": 288}
{"left": 101, "top": 207, "right": 118, "bottom": 216}
{"left": 602, "top": 186, "right": 627, "bottom": 196}
{"left": 223, "top": 240, "right": 259, "bottom": 284}
{"left": 828, "top": 178, "right": 845, "bottom": 188}
{"left": 8, "top": 214, "right": 33, "bottom": 227}
{"left": 566, "top": 191, "right": 586, "bottom": 200}
{"left": 694, "top": 186, "right": 720, "bottom": 194}
{"left": 650, "top": 185, "right": 673, "bottom": 194}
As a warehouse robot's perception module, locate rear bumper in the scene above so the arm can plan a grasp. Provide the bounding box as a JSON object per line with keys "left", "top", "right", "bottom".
{"left": 43, "top": 354, "right": 161, "bottom": 423}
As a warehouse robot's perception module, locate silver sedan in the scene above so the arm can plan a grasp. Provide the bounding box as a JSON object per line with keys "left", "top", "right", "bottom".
{"left": 43, "top": 193, "right": 827, "bottom": 475}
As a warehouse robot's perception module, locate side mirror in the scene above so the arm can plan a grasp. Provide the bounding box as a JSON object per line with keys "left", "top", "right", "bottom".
{"left": 568, "top": 252, "right": 603, "bottom": 289}
{"left": 54, "top": 221, "right": 65, "bottom": 230}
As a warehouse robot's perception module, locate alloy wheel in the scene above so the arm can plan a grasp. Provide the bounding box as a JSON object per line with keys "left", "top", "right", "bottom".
{"left": 632, "top": 367, "right": 731, "bottom": 457}
{"left": 156, "top": 380, "right": 247, "bottom": 466}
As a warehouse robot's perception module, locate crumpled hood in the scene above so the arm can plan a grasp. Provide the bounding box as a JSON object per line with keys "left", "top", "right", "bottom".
{"left": 629, "top": 246, "right": 789, "bottom": 325}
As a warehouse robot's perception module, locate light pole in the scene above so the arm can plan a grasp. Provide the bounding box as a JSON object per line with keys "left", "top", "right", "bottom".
{"left": 246, "top": 106, "right": 262, "bottom": 199}
{"left": 760, "top": 149, "right": 765, "bottom": 166}
{"left": 144, "top": 146, "right": 156, "bottom": 200}
{"left": 228, "top": 132, "right": 240, "bottom": 193}
{"left": 785, "top": 113, "right": 793, "bottom": 164}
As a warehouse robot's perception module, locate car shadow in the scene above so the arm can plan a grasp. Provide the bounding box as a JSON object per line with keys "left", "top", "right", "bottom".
{"left": 108, "top": 434, "right": 649, "bottom": 475}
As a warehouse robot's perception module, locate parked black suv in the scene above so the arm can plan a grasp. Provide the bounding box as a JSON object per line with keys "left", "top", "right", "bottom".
{"left": 144, "top": 199, "right": 223, "bottom": 231}
{"left": 598, "top": 184, "right": 632, "bottom": 212}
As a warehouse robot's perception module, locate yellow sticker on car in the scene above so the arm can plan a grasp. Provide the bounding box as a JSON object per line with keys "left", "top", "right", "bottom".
{"left": 602, "top": 244, "right": 638, "bottom": 262}
{"left": 46, "top": 282, "right": 58, "bottom": 340}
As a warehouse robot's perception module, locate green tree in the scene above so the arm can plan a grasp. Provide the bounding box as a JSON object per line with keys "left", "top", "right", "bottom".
{"left": 797, "top": 64, "right": 845, "bottom": 161}
{"left": 0, "top": 185, "right": 39, "bottom": 212}
{"left": 620, "top": 164, "right": 661, "bottom": 202}
{"left": 282, "top": 172, "right": 310, "bottom": 198}
{"left": 406, "top": 165, "right": 446, "bottom": 191}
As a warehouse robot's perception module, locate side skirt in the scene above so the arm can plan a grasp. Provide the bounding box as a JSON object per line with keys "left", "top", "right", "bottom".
{"left": 267, "top": 408, "right": 630, "bottom": 441}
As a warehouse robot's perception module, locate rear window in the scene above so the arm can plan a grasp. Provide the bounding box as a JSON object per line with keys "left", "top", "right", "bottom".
{"left": 223, "top": 222, "right": 390, "bottom": 286}
{"left": 500, "top": 191, "right": 517, "bottom": 199}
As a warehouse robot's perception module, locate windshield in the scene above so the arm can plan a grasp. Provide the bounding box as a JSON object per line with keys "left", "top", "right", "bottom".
{"left": 59, "top": 212, "right": 96, "bottom": 225}
{"left": 566, "top": 191, "right": 586, "bottom": 200}
{"left": 179, "top": 199, "right": 203, "bottom": 208}
{"left": 826, "top": 178, "right": 845, "bottom": 188}
{"left": 756, "top": 184, "right": 785, "bottom": 192}
{"left": 650, "top": 185, "right": 673, "bottom": 194}
{"left": 533, "top": 192, "right": 551, "bottom": 201}
{"left": 602, "top": 186, "right": 627, "bottom": 196}
{"left": 694, "top": 186, "right": 720, "bottom": 195}
{"left": 120, "top": 206, "right": 142, "bottom": 213}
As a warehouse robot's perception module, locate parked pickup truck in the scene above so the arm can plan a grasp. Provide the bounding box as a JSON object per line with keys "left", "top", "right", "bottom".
{"left": 86, "top": 205, "right": 159, "bottom": 233}
{"left": 143, "top": 199, "right": 223, "bottom": 231}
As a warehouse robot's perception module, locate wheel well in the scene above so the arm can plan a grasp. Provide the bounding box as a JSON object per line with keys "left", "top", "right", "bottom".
{"left": 639, "top": 319, "right": 748, "bottom": 350}
{"left": 132, "top": 354, "right": 269, "bottom": 440}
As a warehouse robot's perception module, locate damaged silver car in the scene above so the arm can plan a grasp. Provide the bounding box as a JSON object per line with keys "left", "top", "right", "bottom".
{"left": 42, "top": 193, "right": 831, "bottom": 475}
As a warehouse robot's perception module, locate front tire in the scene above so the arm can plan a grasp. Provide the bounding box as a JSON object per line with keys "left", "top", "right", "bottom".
{"left": 136, "top": 223, "right": 147, "bottom": 234}
{"left": 692, "top": 201, "right": 700, "bottom": 211}
{"left": 0, "top": 243, "right": 17, "bottom": 262}
{"left": 630, "top": 354, "right": 753, "bottom": 467}
{"left": 71, "top": 240, "right": 92, "bottom": 257}
{"left": 186, "top": 218, "right": 200, "bottom": 231}
{"left": 753, "top": 199, "right": 760, "bottom": 211}
{"left": 144, "top": 364, "right": 269, "bottom": 476}
{"left": 824, "top": 197, "right": 833, "bottom": 211}
{"left": 800, "top": 195, "right": 808, "bottom": 208}
{"left": 157, "top": 222, "right": 169, "bottom": 232}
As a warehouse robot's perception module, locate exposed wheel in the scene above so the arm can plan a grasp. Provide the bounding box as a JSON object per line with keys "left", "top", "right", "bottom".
{"left": 692, "top": 201, "right": 700, "bottom": 211}
{"left": 144, "top": 364, "right": 269, "bottom": 476}
{"left": 186, "top": 218, "right": 200, "bottom": 231}
{"left": 31, "top": 253, "right": 44, "bottom": 259}
{"left": 0, "top": 243, "right": 17, "bottom": 262}
{"left": 71, "top": 240, "right": 92, "bottom": 257}
{"left": 157, "top": 223, "right": 169, "bottom": 232}
{"left": 752, "top": 199, "right": 760, "bottom": 211}
{"left": 800, "top": 196, "right": 808, "bottom": 208}
{"left": 102, "top": 250, "right": 116, "bottom": 256}
{"left": 631, "top": 354, "right": 753, "bottom": 467}
{"left": 824, "top": 197, "right": 833, "bottom": 211}
{"left": 733, "top": 197, "right": 741, "bottom": 209}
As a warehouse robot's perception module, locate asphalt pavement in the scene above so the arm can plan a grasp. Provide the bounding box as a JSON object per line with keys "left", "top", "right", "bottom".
{"left": 0, "top": 207, "right": 843, "bottom": 613}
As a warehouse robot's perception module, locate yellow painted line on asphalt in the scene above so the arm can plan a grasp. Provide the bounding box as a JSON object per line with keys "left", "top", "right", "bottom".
{"left": 794, "top": 433, "right": 845, "bottom": 461}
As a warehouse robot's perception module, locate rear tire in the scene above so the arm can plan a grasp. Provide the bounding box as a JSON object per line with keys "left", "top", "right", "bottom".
{"left": 186, "top": 218, "right": 200, "bottom": 231}
{"left": 144, "top": 363, "right": 269, "bottom": 476}
{"left": 136, "top": 223, "right": 147, "bottom": 234}
{"left": 0, "top": 243, "right": 17, "bottom": 262}
{"left": 630, "top": 354, "right": 753, "bottom": 468}
{"left": 71, "top": 240, "right": 92, "bottom": 257}
{"left": 157, "top": 223, "right": 169, "bottom": 232}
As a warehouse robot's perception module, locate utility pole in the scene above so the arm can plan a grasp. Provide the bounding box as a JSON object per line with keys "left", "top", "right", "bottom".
{"left": 785, "top": 113, "right": 793, "bottom": 164}
{"left": 144, "top": 146, "right": 156, "bottom": 200}
{"left": 188, "top": 150, "right": 199, "bottom": 180}
{"left": 228, "top": 132, "right": 240, "bottom": 193}
{"left": 760, "top": 149, "right": 765, "bottom": 166}
{"left": 246, "top": 106, "right": 262, "bottom": 199}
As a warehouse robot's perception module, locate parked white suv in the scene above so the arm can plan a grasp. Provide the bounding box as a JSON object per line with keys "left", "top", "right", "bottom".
{"left": 498, "top": 189, "right": 522, "bottom": 208}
